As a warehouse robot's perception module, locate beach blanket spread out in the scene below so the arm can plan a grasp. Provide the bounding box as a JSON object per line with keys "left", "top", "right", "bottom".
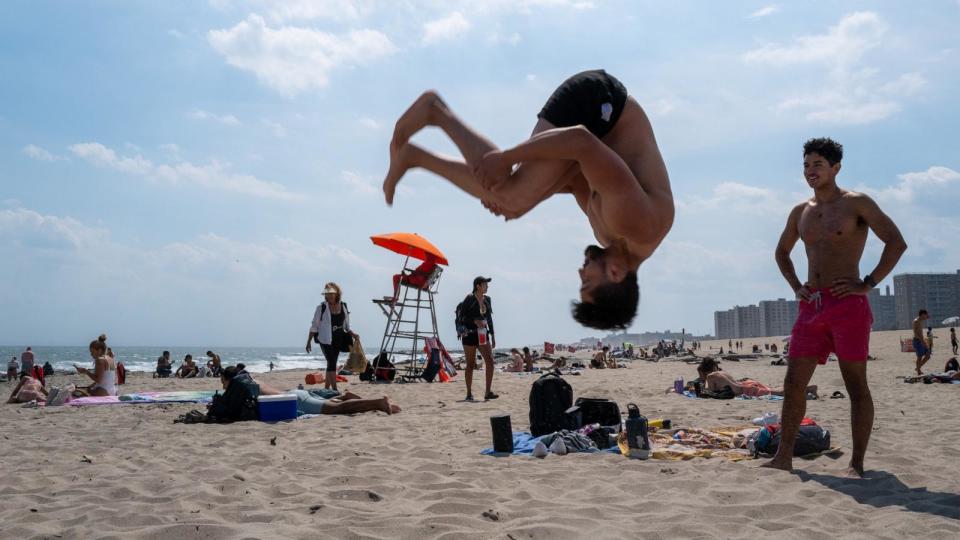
{"left": 69, "top": 390, "right": 216, "bottom": 406}
{"left": 481, "top": 428, "right": 755, "bottom": 461}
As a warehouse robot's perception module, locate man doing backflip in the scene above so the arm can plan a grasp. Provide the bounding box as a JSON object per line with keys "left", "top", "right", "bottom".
{"left": 765, "top": 138, "right": 907, "bottom": 477}
{"left": 382, "top": 70, "right": 674, "bottom": 330}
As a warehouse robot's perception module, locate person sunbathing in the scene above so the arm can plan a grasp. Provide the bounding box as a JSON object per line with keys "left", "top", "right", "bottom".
{"left": 504, "top": 349, "right": 525, "bottom": 372}
{"left": 6, "top": 374, "right": 48, "bottom": 403}
{"left": 255, "top": 377, "right": 401, "bottom": 415}
{"left": 698, "top": 358, "right": 817, "bottom": 398}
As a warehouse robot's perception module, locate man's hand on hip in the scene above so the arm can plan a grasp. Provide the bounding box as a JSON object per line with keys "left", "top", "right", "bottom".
{"left": 830, "top": 278, "right": 871, "bottom": 299}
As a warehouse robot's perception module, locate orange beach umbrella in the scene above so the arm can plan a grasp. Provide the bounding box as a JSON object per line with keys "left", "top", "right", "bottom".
{"left": 370, "top": 232, "right": 449, "bottom": 265}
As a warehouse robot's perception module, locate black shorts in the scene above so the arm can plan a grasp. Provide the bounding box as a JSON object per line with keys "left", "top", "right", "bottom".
{"left": 320, "top": 344, "right": 340, "bottom": 372}
{"left": 537, "top": 70, "right": 628, "bottom": 139}
{"left": 461, "top": 332, "right": 479, "bottom": 347}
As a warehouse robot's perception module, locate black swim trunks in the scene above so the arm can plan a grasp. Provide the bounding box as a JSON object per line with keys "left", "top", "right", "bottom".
{"left": 537, "top": 70, "right": 628, "bottom": 139}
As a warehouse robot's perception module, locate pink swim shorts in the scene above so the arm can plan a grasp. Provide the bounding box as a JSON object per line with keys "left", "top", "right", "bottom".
{"left": 789, "top": 289, "right": 872, "bottom": 365}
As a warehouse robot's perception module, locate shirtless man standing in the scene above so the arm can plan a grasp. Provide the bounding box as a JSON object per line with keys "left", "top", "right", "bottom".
{"left": 382, "top": 70, "right": 674, "bottom": 330}
{"left": 764, "top": 138, "right": 907, "bottom": 477}
{"left": 912, "top": 310, "right": 931, "bottom": 375}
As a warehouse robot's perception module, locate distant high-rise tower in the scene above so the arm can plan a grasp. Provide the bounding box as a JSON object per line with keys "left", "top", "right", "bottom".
{"left": 894, "top": 271, "right": 960, "bottom": 329}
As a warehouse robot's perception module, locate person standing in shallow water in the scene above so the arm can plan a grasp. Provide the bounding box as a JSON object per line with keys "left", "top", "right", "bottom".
{"left": 763, "top": 138, "right": 906, "bottom": 478}
{"left": 460, "top": 277, "right": 497, "bottom": 401}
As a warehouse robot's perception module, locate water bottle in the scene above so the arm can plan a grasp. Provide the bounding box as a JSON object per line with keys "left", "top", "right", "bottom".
{"left": 648, "top": 418, "right": 672, "bottom": 429}
{"left": 624, "top": 403, "right": 650, "bottom": 451}
{"left": 674, "top": 376, "right": 684, "bottom": 394}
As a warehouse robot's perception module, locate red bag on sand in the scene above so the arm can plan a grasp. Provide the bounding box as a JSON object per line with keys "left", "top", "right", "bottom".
{"left": 116, "top": 362, "right": 126, "bottom": 385}
{"left": 305, "top": 372, "right": 348, "bottom": 385}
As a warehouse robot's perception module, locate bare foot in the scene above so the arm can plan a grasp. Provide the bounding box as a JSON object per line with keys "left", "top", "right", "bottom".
{"left": 760, "top": 458, "right": 793, "bottom": 472}
{"left": 844, "top": 461, "right": 865, "bottom": 478}
{"left": 379, "top": 396, "right": 401, "bottom": 415}
{"left": 390, "top": 90, "right": 445, "bottom": 152}
{"left": 383, "top": 143, "right": 413, "bottom": 206}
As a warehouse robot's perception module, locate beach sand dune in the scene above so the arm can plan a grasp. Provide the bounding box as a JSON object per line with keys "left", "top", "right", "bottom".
{"left": 1, "top": 330, "right": 959, "bottom": 539}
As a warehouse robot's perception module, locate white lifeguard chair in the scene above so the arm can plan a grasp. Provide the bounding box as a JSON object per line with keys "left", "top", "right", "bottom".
{"left": 369, "top": 233, "right": 449, "bottom": 382}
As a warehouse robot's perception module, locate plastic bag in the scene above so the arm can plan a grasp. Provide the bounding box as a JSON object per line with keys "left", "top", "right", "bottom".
{"left": 345, "top": 335, "right": 368, "bottom": 373}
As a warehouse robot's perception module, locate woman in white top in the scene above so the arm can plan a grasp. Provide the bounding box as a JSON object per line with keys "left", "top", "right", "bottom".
{"left": 74, "top": 334, "right": 117, "bottom": 397}
{"left": 306, "top": 282, "right": 356, "bottom": 392}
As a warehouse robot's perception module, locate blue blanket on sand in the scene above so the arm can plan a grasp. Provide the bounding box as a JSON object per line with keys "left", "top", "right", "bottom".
{"left": 480, "top": 431, "right": 619, "bottom": 456}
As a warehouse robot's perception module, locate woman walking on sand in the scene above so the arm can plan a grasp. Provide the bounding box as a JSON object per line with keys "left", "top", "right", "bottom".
{"left": 459, "top": 276, "right": 498, "bottom": 401}
{"left": 307, "top": 282, "right": 355, "bottom": 392}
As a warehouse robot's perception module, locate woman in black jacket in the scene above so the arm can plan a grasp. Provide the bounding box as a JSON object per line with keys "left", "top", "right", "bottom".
{"left": 460, "top": 276, "right": 498, "bottom": 401}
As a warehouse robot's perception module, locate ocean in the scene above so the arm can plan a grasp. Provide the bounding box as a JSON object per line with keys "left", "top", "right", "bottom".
{"left": 0, "top": 345, "right": 381, "bottom": 375}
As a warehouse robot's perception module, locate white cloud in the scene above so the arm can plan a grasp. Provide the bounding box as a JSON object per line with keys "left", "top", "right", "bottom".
{"left": 341, "top": 170, "right": 378, "bottom": 195}
{"left": 22, "top": 144, "right": 66, "bottom": 162}
{"left": 742, "top": 12, "right": 924, "bottom": 125}
{"left": 879, "top": 72, "right": 927, "bottom": 96}
{"left": 208, "top": 14, "right": 397, "bottom": 96}
{"left": 69, "top": 142, "right": 153, "bottom": 175}
{"left": 0, "top": 207, "right": 107, "bottom": 251}
{"left": 358, "top": 117, "right": 380, "bottom": 130}
{"left": 68, "top": 142, "right": 302, "bottom": 201}
{"left": 188, "top": 109, "right": 242, "bottom": 126}
{"left": 864, "top": 166, "right": 960, "bottom": 203}
{"left": 743, "top": 11, "right": 886, "bottom": 67}
{"left": 677, "top": 181, "right": 790, "bottom": 215}
{"left": 261, "top": 118, "right": 287, "bottom": 137}
{"left": 748, "top": 5, "right": 779, "bottom": 19}
{"left": 422, "top": 12, "right": 471, "bottom": 45}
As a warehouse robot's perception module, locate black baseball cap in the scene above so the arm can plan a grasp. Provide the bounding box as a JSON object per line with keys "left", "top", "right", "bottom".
{"left": 473, "top": 276, "right": 492, "bottom": 287}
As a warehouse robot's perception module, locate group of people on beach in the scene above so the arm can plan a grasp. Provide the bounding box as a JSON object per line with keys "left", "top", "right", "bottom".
{"left": 5, "top": 68, "right": 930, "bottom": 478}
{"left": 380, "top": 71, "right": 912, "bottom": 478}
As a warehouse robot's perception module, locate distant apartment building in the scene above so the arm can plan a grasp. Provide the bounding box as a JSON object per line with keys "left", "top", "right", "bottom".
{"left": 714, "top": 309, "right": 736, "bottom": 340}
{"left": 714, "top": 305, "right": 762, "bottom": 339}
{"left": 759, "top": 298, "right": 799, "bottom": 337}
{"left": 868, "top": 286, "right": 898, "bottom": 331}
{"left": 894, "top": 271, "right": 960, "bottom": 329}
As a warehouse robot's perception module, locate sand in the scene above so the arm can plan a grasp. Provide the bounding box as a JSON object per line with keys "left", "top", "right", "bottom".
{"left": 1, "top": 329, "right": 959, "bottom": 539}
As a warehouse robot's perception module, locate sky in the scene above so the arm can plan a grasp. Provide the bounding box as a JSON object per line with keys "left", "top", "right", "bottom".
{"left": 1, "top": 1, "right": 959, "bottom": 348}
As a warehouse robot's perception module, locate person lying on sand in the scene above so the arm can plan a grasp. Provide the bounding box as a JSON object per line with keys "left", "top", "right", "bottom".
{"left": 698, "top": 358, "right": 818, "bottom": 399}
{"left": 6, "top": 374, "right": 48, "bottom": 403}
{"left": 255, "top": 378, "right": 401, "bottom": 415}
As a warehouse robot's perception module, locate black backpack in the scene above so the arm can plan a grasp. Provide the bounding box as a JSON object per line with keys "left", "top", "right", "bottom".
{"left": 421, "top": 348, "right": 441, "bottom": 382}
{"left": 567, "top": 397, "right": 622, "bottom": 432}
{"left": 454, "top": 295, "right": 473, "bottom": 340}
{"left": 528, "top": 371, "right": 574, "bottom": 436}
{"left": 372, "top": 353, "right": 395, "bottom": 382}
{"left": 208, "top": 372, "right": 260, "bottom": 422}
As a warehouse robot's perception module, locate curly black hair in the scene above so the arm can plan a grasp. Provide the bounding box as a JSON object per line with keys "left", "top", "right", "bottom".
{"left": 571, "top": 271, "right": 639, "bottom": 330}
{"left": 803, "top": 137, "right": 843, "bottom": 165}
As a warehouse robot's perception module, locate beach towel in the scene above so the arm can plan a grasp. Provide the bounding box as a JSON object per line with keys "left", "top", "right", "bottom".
{"left": 480, "top": 431, "right": 619, "bottom": 456}
{"left": 69, "top": 391, "right": 215, "bottom": 406}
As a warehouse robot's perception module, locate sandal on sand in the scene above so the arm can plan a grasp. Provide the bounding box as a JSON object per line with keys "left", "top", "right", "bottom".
{"left": 830, "top": 391, "right": 846, "bottom": 399}
{"left": 465, "top": 394, "right": 475, "bottom": 402}
{"left": 484, "top": 392, "right": 499, "bottom": 400}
